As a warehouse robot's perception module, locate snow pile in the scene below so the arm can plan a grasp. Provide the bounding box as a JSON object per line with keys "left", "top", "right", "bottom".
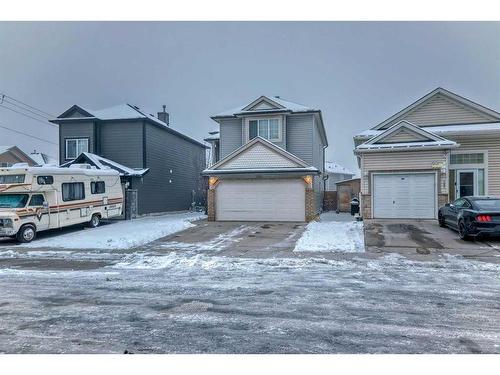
{"left": 21, "top": 212, "right": 206, "bottom": 250}
{"left": 294, "top": 215, "right": 364, "bottom": 253}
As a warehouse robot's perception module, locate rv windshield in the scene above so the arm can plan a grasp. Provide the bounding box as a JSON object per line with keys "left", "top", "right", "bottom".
{"left": 0, "top": 174, "right": 25, "bottom": 184}
{"left": 0, "top": 194, "right": 29, "bottom": 208}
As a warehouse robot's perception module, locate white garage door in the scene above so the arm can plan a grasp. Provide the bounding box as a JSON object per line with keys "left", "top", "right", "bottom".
{"left": 216, "top": 179, "right": 305, "bottom": 221}
{"left": 373, "top": 173, "right": 436, "bottom": 219}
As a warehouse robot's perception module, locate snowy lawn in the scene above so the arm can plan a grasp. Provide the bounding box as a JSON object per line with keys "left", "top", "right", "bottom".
{"left": 294, "top": 212, "right": 364, "bottom": 252}
{"left": 21, "top": 212, "right": 206, "bottom": 250}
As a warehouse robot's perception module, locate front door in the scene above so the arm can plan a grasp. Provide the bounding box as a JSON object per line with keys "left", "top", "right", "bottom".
{"left": 457, "top": 170, "right": 476, "bottom": 198}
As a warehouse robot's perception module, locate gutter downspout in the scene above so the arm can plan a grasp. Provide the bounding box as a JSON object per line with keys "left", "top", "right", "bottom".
{"left": 322, "top": 145, "right": 328, "bottom": 211}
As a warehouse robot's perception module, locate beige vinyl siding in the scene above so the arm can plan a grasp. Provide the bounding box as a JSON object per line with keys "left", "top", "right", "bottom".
{"left": 377, "top": 128, "right": 430, "bottom": 143}
{"left": 383, "top": 94, "right": 497, "bottom": 128}
{"left": 447, "top": 134, "right": 500, "bottom": 195}
{"left": 361, "top": 150, "right": 447, "bottom": 194}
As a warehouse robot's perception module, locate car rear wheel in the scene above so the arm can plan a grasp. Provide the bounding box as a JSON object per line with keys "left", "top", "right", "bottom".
{"left": 16, "top": 224, "right": 36, "bottom": 243}
{"left": 438, "top": 213, "right": 446, "bottom": 228}
{"left": 458, "top": 221, "right": 471, "bottom": 241}
{"left": 88, "top": 214, "right": 101, "bottom": 228}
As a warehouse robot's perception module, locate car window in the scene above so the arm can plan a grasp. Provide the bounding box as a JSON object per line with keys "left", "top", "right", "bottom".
{"left": 453, "top": 198, "right": 465, "bottom": 208}
{"left": 474, "top": 199, "right": 500, "bottom": 210}
{"left": 28, "top": 194, "right": 45, "bottom": 206}
{"left": 462, "top": 200, "right": 472, "bottom": 209}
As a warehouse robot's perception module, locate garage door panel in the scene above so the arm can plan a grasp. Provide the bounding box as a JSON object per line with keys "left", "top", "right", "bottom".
{"left": 373, "top": 173, "right": 436, "bottom": 219}
{"left": 216, "top": 179, "right": 305, "bottom": 221}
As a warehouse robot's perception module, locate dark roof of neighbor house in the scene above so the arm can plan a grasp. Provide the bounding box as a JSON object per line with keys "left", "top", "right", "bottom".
{"left": 51, "top": 103, "right": 208, "bottom": 149}
{"left": 61, "top": 152, "right": 149, "bottom": 177}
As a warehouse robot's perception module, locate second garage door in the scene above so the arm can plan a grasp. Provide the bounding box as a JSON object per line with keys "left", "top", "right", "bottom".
{"left": 216, "top": 179, "right": 305, "bottom": 221}
{"left": 373, "top": 173, "right": 436, "bottom": 219}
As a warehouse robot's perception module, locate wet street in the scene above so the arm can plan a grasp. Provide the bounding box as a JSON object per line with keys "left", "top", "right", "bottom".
{"left": 0, "top": 247, "right": 499, "bottom": 353}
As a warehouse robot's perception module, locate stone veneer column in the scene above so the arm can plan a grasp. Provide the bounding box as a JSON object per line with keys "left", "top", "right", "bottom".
{"left": 207, "top": 188, "right": 216, "bottom": 221}
{"left": 305, "top": 188, "right": 316, "bottom": 222}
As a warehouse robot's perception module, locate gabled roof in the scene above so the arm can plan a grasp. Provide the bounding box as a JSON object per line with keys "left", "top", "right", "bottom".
{"left": 51, "top": 104, "right": 208, "bottom": 149}
{"left": 213, "top": 95, "right": 316, "bottom": 118}
{"left": 372, "top": 87, "right": 500, "bottom": 130}
{"left": 203, "top": 136, "right": 319, "bottom": 175}
{"left": 0, "top": 145, "right": 37, "bottom": 165}
{"left": 356, "top": 120, "right": 458, "bottom": 153}
{"left": 212, "top": 95, "right": 328, "bottom": 146}
{"left": 61, "top": 152, "right": 149, "bottom": 177}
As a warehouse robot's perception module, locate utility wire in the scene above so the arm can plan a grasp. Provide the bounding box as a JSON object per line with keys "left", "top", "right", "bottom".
{"left": 0, "top": 93, "right": 55, "bottom": 118}
{"left": 0, "top": 120, "right": 58, "bottom": 146}
{"left": 3, "top": 98, "right": 52, "bottom": 121}
{"left": 0, "top": 103, "right": 58, "bottom": 127}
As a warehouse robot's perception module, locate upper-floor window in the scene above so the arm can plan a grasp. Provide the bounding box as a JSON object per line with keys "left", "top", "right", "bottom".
{"left": 249, "top": 118, "right": 281, "bottom": 141}
{"left": 65, "top": 138, "right": 89, "bottom": 160}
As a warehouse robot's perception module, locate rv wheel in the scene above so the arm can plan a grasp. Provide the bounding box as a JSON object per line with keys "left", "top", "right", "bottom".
{"left": 16, "top": 224, "right": 37, "bottom": 243}
{"left": 88, "top": 214, "right": 101, "bottom": 228}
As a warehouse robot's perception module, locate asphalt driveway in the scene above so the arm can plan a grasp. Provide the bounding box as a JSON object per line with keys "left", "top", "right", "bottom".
{"left": 364, "top": 219, "right": 500, "bottom": 263}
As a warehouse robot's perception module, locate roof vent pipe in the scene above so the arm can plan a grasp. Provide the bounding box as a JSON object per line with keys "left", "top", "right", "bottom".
{"left": 158, "top": 105, "right": 169, "bottom": 126}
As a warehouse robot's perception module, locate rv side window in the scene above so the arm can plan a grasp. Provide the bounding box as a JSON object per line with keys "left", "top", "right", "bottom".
{"left": 37, "top": 176, "right": 54, "bottom": 185}
{"left": 28, "top": 194, "right": 46, "bottom": 206}
{"left": 0, "top": 174, "right": 25, "bottom": 184}
{"left": 91, "top": 181, "right": 106, "bottom": 194}
{"left": 62, "top": 182, "right": 85, "bottom": 201}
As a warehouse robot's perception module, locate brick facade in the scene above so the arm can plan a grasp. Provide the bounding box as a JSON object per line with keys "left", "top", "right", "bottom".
{"left": 361, "top": 194, "right": 372, "bottom": 219}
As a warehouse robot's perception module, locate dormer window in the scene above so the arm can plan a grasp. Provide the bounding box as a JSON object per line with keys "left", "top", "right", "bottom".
{"left": 248, "top": 118, "right": 281, "bottom": 142}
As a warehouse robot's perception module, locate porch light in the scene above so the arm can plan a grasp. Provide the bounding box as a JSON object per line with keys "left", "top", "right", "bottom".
{"left": 303, "top": 175, "right": 313, "bottom": 186}
{"left": 209, "top": 177, "right": 219, "bottom": 187}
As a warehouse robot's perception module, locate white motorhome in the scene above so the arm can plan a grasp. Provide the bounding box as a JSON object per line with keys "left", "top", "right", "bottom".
{"left": 0, "top": 163, "right": 123, "bottom": 243}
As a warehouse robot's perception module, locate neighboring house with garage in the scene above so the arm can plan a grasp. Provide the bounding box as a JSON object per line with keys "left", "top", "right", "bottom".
{"left": 203, "top": 95, "right": 328, "bottom": 222}
{"left": 354, "top": 87, "right": 500, "bottom": 219}
{"left": 0, "top": 145, "right": 37, "bottom": 167}
{"left": 50, "top": 103, "right": 207, "bottom": 217}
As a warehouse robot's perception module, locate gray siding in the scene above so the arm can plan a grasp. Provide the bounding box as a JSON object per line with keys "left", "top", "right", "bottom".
{"left": 139, "top": 123, "right": 206, "bottom": 215}
{"left": 99, "top": 121, "right": 144, "bottom": 168}
{"left": 286, "top": 114, "right": 314, "bottom": 165}
{"left": 59, "top": 121, "right": 95, "bottom": 163}
{"left": 312, "top": 115, "right": 326, "bottom": 213}
{"left": 219, "top": 118, "right": 243, "bottom": 158}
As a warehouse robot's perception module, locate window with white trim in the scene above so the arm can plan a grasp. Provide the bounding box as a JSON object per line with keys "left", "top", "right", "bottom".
{"left": 450, "top": 153, "right": 484, "bottom": 165}
{"left": 65, "top": 138, "right": 89, "bottom": 159}
{"left": 249, "top": 118, "right": 281, "bottom": 141}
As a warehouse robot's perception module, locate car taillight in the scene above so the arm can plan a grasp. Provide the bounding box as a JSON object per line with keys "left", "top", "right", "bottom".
{"left": 476, "top": 215, "right": 492, "bottom": 222}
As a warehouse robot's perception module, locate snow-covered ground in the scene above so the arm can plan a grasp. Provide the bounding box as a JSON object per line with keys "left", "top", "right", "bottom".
{"left": 20, "top": 212, "right": 206, "bottom": 250}
{"left": 294, "top": 212, "right": 364, "bottom": 252}
{"left": 0, "top": 252, "right": 499, "bottom": 353}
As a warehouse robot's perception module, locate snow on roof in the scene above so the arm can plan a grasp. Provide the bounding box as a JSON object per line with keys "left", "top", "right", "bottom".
{"left": 0, "top": 146, "right": 14, "bottom": 154}
{"left": 355, "top": 140, "right": 458, "bottom": 152}
{"left": 204, "top": 134, "right": 220, "bottom": 141}
{"left": 81, "top": 152, "right": 149, "bottom": 177}
{"left": 62, "top": 152, "right": 149, "bottom": 177}
{"left": 213, "top": 96, "right": 317, "bottom": 117}
{"left": 29, "top": 152, "right": 58, "bottom": 166}
{"left": 325, "top": 161, "right": 354, "bottom": 175}
{"left": 355, "top": 122, "right": 500, "bottom": 139}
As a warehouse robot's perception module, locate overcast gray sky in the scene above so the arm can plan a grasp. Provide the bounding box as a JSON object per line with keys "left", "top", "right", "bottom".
{"left": 0, "top": 22, "right": 499, "bottom": 171}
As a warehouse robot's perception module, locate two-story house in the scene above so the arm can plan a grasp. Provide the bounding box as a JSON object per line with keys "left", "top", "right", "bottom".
{"left": 203, "top": 95, "right": 328, "bottom": 222}
{"left": 50, "top": 103, "right": 207, "bottom": 217}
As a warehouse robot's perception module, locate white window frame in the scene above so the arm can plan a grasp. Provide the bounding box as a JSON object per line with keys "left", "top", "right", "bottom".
{"left": 448, "top": 149, "right": 488, "bottom": 196}
{"left": 65, "top": 138, "right": 89, "bottom": 160}
{"left": 246, "top": 117, "right": 282, "bottom": 142}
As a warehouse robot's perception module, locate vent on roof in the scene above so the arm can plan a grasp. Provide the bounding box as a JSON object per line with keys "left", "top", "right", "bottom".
{"left": 274, "top": 96, "right": 280, "bottom": 99}
{"left": 157, "top": 105, "right": 170, "bottom": 126}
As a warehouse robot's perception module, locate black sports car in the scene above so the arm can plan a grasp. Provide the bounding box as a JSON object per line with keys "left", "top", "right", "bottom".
{"left": 438, "top": 196, "right": 500, "bottom": 240}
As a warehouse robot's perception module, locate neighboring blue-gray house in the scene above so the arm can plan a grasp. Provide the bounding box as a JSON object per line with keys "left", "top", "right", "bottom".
{"left": 51, "top": 103, "right": 207, "bottom": 216}
{"left": 324, "top": 161, "right": 356, "bottom": 191}
{"left": 203, "top": 95, "right": 328, "bottom": 222}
